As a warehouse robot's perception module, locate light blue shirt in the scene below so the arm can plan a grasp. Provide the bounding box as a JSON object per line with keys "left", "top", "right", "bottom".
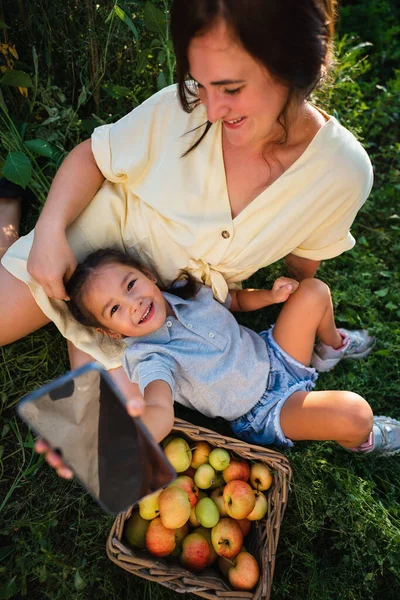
{"left": 122, "top": 286, "right": 270, "bottom": 421}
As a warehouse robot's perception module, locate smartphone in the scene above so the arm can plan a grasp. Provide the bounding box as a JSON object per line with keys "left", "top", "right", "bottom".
{"left": 17, "top": 362, "right": 176, "bottom": 515}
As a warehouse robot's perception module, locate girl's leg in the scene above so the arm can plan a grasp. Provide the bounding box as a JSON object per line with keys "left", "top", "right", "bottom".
{"left": 272, "top": 278, "right": 341, "bottom": 365}
{"left": 280, "top": 389, "right": 373, "bottom": 447}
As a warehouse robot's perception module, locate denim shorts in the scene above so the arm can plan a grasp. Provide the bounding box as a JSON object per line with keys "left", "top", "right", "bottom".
{"left": 230, "top": 326, "right": 318, "bottom": 448}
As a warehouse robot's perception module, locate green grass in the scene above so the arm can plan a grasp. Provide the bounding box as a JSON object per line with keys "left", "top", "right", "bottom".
{"left": 1, "top": 1, "right": 400, "bottom": 599}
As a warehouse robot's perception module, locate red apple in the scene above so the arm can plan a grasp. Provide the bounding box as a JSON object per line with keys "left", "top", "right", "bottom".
{"left": 249, "top": 462, "right": 273, "bottom": 491}
{"left": 223, "top": 480, "right": 256, "bottom": 519}
{"left": 196, "top": 527, "right": 218, "bottom": 565}
{"left": 211, "top": 517, "right": 243, "bottom": 558}
{"left": 247, "top": 490, "right": 268, "bottom": 521}
{"left": 223, "top": 459, "right": 250, "bottom": 483}
{"left": 210, "top": 486, "right": 228, "bottom": 517}
{"left": 159, "top": 486, "right": 191, "bottom": 529}
{"left": 145, "top": 517, "right": 176, "bottom": 557}
{"left": 170, "top": 475, "right": 199, "bottom": 508}
{"left": 236, "top": 518, "right": 252, "bottom": 537}
{"left": 228, "top": 551, "right": 260, "bottom": 591}
{"left": 179, "top": 532, "right": 210, "bottom": 572}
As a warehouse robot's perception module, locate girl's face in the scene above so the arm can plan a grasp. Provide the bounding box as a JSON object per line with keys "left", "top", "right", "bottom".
{"left": 82, "top": 263, "right": 171, "bottom": 338}
{"left": 188, "top": 21, "right": 289, "bottom": 152}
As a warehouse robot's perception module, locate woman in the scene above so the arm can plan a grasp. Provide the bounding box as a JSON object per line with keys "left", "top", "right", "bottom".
{"left": 0, "top": 0, "right": 372, "bottom": 394}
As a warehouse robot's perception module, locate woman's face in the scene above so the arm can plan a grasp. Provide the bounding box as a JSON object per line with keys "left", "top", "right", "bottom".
{"left": 188, "top": 21, "right": 289, "bottom": 151}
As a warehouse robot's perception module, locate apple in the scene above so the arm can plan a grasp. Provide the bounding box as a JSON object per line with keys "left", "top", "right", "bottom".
{"left": 209, "top": 472, "right": 225, "bottom": 490}
{"left": 249, "top": 462, "right": 273, "bottom": 491}
{"left": 145, "top": 517, "right": 176, "bottom": 557}
{"left": 179, "top": 532, "right": 211, "bottom": 572}
{"left": 170, "top": 475, "right": 199, "bottom": 508}
{"left": 171, "top": 523, "right": 189, "bottom": 556}
{"left": 191, "top": 440, "right": 212, "bottom": 469}
{"left": 218, "top": 555, "right": 233, "bottom": 578}
{"left": 210, "top": 487, "right": 228, "bottom": 517}
{"left": 223, "top": 480, "right": 256, "bottom": 519}
{"left": 164, "top": 437, "right": 192, "bottom": 472}
{"left": 211, "top": 517, "right": 243, "bottom": 558}
{"left": 228, "top": 551, "right": 260, "bottom": 591}
{"left": 196, "top": 527, "right": 218, "bottom": 565}
{"left": 247, "top": 490, "right": 268, "bottom": 521}
{"left": 195, "top": 497, "right": 220, "bottom": 528}
{"left": 139, "top": 488, "right": 162, "bottom": 520}
{"left": 209, "top": 448, "right": 230, "bottom": 471}
{"left": 159, "top": 486, "right": 191, "bottom": 529}
{"left": 194, "top": 463, "right": 215, "bottom": 489}
{"left": 161, "top": 433, "right": 175, "bottom": 449}
{"left": 223, "top": 459, "right": 250, "bottom": 483}
{"left": 124, "top": 509, "right": 150, "bottom": 548}
{"left": 236, "top": 518, "right": 251, "bottom": 537}
{"left": 189, "top": 506, "right": 201, "bottom": 527}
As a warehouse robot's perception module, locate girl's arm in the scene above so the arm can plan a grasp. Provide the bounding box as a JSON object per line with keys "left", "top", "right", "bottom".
{"left": 229, "top": 276, "right": 299, "bottom": 312}
{"left": 127, "top": 380, "right": 175, "bottom": 444}
{"left": 27, "top": 140, "right": 105, "bottom": 299}
{"left": 285, "top": 254, "right": 320, "bottom": 280}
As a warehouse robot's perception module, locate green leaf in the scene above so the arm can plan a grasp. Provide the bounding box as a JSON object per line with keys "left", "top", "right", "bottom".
{"left": 1, "top": 424, "right": 10, "bottom": 438}
{"left": 3, "top": 152, "right": 32, "bottom": 189}
{"left": 144, "top": 1, "right": 166, "bottom": 38}
{"left": 374, "top": 288, "right": 388, "bottom": 297}
{"left": 102, "top": 83, "right": 133, "bottom": 99}
{"left": 0, "top": 20, "right": 9, "bottom": 29}
{"left": 0, "top": 70, "right": 33, "bottom": 88}
{"left": 74, "top": 570, "right": 86, "bottom": 591}
{"left": 24, "top": 139, "right": 56, "bottom": 159}
{"left": 113, "top": 5, "right": 138, "bottom": 43}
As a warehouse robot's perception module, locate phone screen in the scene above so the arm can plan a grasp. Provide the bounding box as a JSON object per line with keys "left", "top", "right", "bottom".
{"left": 17, "top": 363, "right": 176, "bottom": 515}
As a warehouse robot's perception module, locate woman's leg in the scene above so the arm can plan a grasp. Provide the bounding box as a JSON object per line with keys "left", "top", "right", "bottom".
{"left": 280, "top": 389, "right": 373, "bottom": 448}
{"left": 272, "top": 278, "right": 342, "bottom": 365}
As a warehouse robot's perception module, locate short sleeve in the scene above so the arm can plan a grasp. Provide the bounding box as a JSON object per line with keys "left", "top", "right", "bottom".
{"left": 122, "top": 349, "right": 176, "bottom": 398}
{"left": 91, "top": 85, "right": 181, "bottom": 185}
{"left": 291, "top": 132, "right": 373, "bottom": 261}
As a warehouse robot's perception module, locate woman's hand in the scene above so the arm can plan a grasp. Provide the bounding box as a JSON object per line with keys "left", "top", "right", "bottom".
{"left": 271, "top": 276, "right": 299, "bottom": 303}
{"left": 27, "top": 227, "right": 77, "bottom": 300}
{"left": 34, "top": 395, "right": 147, "bottom": 480}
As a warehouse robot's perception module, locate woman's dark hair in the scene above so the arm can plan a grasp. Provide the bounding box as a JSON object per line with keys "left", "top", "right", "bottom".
{"left": 66, "top": 248, "right": 199, "bottom": 330}
{"left": 170, "top": 0, "right": 336, "bottom": 154}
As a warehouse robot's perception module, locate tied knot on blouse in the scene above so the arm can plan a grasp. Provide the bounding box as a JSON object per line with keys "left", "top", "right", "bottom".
{"left": 187, "top": 258, "right": 229, "bottom": 303}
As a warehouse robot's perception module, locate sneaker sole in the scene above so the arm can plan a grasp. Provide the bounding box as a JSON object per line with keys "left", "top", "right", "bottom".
{"left": 311, "top": 346, "right": 373, "bottom": 373}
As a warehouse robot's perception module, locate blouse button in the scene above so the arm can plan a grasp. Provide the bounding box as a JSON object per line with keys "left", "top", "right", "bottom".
{"left": 187, "top": 323, "right": 193, "bottom": 329}
{"left": 221, "top": 230, "right": 230, "bottom": 239}
{"left": 208, "top": 332, "right": 215, "bottom": 338}
{"left": 166, "top": 321, "right": 173, "bottom": 327}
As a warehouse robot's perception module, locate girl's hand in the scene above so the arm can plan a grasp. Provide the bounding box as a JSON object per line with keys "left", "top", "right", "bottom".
{"left": 271, "top": 276, "right": 299, "bottom": 303}
{"left": 27, "top": 227, "right": 77, "bottom": 300}
{"left": 34, "top": 395, "right": 146, "bottom": 480}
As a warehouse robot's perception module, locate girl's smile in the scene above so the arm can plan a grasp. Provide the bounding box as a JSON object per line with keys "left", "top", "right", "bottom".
{"left": 82, "top": 263, "right": 173, "bottom": 338}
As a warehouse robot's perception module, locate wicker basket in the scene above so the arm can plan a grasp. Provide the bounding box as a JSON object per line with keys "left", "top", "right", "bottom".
{"left": 106, "top": 417, "right": 292, "bottom": 600}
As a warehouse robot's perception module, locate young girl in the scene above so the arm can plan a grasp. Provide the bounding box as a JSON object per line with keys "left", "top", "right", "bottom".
{"left": 65, "top": 248, "right": 400, "bottom": 456}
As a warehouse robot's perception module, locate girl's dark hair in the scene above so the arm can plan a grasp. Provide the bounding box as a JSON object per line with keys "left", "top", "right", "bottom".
{"left": 66, "top": 248, "right": 199, "bottom": 330}
{"left": 170, "top": 0, "right": 336, "bottom": 154}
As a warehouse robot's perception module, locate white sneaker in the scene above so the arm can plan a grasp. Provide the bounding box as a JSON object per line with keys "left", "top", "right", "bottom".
{"left": 350, "top": 416, "right": 400, "bottom": 456}
{"left": 311, "top": 328, "right": 375, "bottom": 372}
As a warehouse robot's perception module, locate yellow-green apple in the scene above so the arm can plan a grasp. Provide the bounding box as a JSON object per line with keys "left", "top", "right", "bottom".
{"left": 145, "top": 517, "right": 176, "bottom": 557}
{"left": 209, "top": 448, "right": 230, "bottom": 471}
{"left": 223, "top": 480, "right": 256, "bottom": 519}
{"left": 164, "top": 437, "right": 192, "bottom": 472}
{"left": 194, "top": 463, "right": 215, "bottom": 489}
{"left": 170, "top": 475, "right": 199, "bottom": 508}
{"left": 191, "top": 441, "right": 212, "bottom": 469}
{"left": 196, "top": 526, "right": 218, "bottom": 565}
{"left": 139, "top": 488, "right": 162, "bottom": 520}
{"left": 211, "top": 517, "right": 243, "bottom": 558}
{"left": 210, "top": 486, "right": 228, "bottom": 517}
{"left": 171, "top": 523, "right": 189, "bottom": 556}
{"left": 195, "top": 497, "right": 220, "bottom": 528}
{"left": 228, "top": 551, "right": 260, "bottom": 590}
{"left": 247, "top": 490, "right": 268, "bottom": 521}
{"left": 124, "top": 509, "right": 150, "bottom": 548}
{"left": 223, "top": 459, "right": 250, "bottom": 483}
{"left": 189, "top": 506, "right": 201, "bottom": 527}
{"left": 159, "top": 486, "right": 191, "bottom": 528}
{"left": 179, "top": 532, "right": 211, "bottom": 572}
{"left": 249, "top": 462, "right": 273, "bottom": 491}
{"left": 236, "top": 518, "right": 251, "bottom": 537}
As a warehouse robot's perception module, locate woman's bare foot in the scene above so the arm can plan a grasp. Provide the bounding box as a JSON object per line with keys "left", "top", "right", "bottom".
{"left": 0, "top": 196, "right": 21, "bottom": 258}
